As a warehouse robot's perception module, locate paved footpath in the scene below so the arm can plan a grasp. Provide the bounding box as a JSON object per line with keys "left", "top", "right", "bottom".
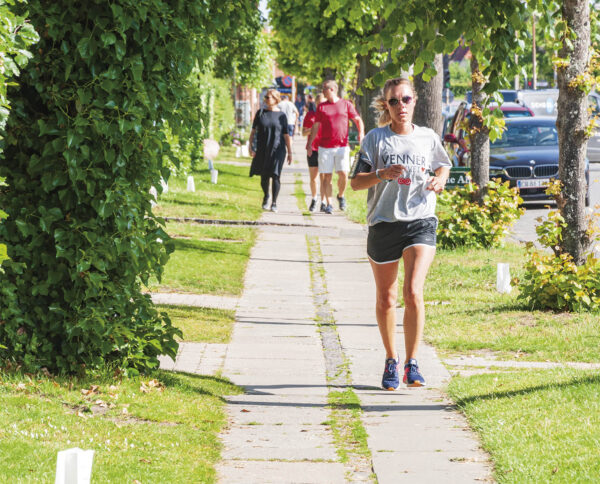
{"left": 213, "top": 137, "right": 493, "bottom": 483}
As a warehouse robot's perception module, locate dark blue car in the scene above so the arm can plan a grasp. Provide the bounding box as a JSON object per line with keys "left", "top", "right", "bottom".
{"left": 489, "top": 117, "right": 590, "bottom": 205}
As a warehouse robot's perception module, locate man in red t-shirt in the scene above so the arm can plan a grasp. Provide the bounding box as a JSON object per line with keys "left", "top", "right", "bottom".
{"left": 306, "top": 80, "right": 364, "bottom": 213}
{"left": 302, "top": 93, "right": 326, "bottom": 212}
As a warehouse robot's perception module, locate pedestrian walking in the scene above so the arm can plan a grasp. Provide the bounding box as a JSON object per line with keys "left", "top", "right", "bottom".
{"left": 295, "top": 93, "right": 305, "bottom": 126}
{"left": 349, "top": 77, "right": 451, "bottom": 389}
{"left": 302, "top": 93, "right": 326, "bottom": 212}
{"left": 306, "top": 80, "right": 364, "bottom": 214}
{"left": 249, "top": 89, "right": 293, "bottom": 213}
{"left": 278, "top": 94, "right": 300, "bottom": 137}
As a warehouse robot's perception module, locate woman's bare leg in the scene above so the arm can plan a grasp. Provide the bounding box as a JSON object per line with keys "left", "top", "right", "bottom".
{"left": 369, "top": 259, "right": 400, "bottom": 359}
{"left": 309, "top": 166, "right": 319, "bottom": 198}
{"left": 401, "top": 245, "right": 436, "bottom": 363}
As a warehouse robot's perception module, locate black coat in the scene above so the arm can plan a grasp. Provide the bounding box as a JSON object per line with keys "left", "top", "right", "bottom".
{"left": 250, "top": 109, "right": 289, "bottom": 177}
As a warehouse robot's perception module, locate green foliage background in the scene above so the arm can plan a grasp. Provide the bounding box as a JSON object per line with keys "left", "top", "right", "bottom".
{"left": 0, "top": 0, "right": 258, "bottom": 374}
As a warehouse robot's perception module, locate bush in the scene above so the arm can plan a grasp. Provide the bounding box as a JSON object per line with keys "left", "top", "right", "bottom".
{"left": 517, "top": 210, "right": 600, "bottom": 311}
{"left": 437, "top": 178, "right": 523, "bottom": 249}
{"left": 0, "top": 1, "right": 234, "bottom": 374}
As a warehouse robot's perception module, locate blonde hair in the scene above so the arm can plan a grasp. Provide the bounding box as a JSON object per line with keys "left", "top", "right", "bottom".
{"left": 371, "top": 77, "right": 416, "bottom": 127}
{"left": 266, "top": 89, "right": 281, "bottom": 103}
{"left": 315, "top": 93, "right": 326, "bottom": 104}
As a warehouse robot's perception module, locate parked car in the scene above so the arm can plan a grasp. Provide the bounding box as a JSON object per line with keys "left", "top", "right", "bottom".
{"left": 488, "top": 117, "right": 590, "bottom": 205}
{"left": 491, "top": 102, "right": 534, "bottom": 118}
{"left": 466, "top": 89, "right": 522, "bottom": 104}
{"left": 443, "top": 101, "right": 533, "bottom": 166}
{"left": 520, "top": 89, "right": 600, "bottom": 162}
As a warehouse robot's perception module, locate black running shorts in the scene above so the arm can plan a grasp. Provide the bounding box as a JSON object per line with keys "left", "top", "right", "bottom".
{"left": 367, "top": 217, "right": 438, "bottom": 264}
{"left": 307, "top": 151, "right": 319, "bottom": 168}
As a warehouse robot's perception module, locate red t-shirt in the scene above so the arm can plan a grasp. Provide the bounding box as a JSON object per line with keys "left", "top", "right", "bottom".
{"left": 303, "top": 111, "right": 320, "bottom": 152}
{"left": 315, "top": 99, "right": 359, "bottom": 148}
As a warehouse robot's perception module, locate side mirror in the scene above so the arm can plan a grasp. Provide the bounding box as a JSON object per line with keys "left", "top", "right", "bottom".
{"left": 444, "top": 133, "right": 458, "bottom": 143}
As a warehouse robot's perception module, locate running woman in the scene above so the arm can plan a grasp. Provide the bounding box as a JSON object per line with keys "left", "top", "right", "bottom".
{"left": 350, "top": 77, "right": 451, "bottom": 389}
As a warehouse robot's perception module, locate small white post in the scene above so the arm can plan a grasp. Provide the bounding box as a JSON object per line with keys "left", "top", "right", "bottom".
{"left": 210, "top": 169, "right": 218, "bottom": 184}
{"left": 149, "top": 186, "right": 158, "bottom": 207}
{"left": 55, "top": 448, "right": 94, "bottom": 484}
{"left": 186, "top": 175, "right": 195, "bottom": 192}
{"left": 241, "top": 142, "right": 249, "bottom": 158}
{"left": 235, "top": 145, "right": 242, "bottom": 158}
{"left": 496, "top": 263, "right": 512, "bottom": 294}
{"left": 160, "top": 178, "right": 168, "bottom": 193}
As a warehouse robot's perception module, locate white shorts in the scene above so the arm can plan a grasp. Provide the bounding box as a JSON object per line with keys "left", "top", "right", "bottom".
{"left": 318, "top": 146, "right": 350, "bottom": 174}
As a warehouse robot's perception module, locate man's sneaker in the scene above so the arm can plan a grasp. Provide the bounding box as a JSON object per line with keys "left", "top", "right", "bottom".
{"left": 320, "top": 202, "right": 327, "bottom": 212}
{"left": 381, "top": 357, "right": 400, "bottom": 391}
{"left": 262, "top": 196, "right": 269, "bottom": 210}
{"left": 270, "top": 203, "right": 278, "bottom": 213}
{"left": 324, "top": 204, "right": 333, "bottom": 214}
{"left": 403, "top": 358, "right": 426, "bottom": 387}
{"left": 308, "top": 199, "right": 317, "bottom": 212}
{"left": 337, "top": 195, "right": 347, "bottom": 211}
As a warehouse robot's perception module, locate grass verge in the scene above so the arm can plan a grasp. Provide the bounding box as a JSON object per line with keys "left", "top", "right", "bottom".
{"left": 0, "top": 369, "right": 242, "bottom": 482}
{"left": 448, "top": 368, "right": 600, "bottom": 483}
{"left": 215, "top": 145, "right": 250, "bottom": 164}
{"left": 294, "top": 174, "right": 310, "bottom": 215}
{"left": 423, "top": 244, "right": 600, "bottom": 363}
{"left": 159, "top": 305, "right": 235, "bottom": 343}
{"left": 149, "top": 222, "right": 256, "bottom": 296}
{"left": 326, "top": 389, "right": 371, "bottom": 464}
{"left": 153, "top": 165, "right": 262, "bottom": 221}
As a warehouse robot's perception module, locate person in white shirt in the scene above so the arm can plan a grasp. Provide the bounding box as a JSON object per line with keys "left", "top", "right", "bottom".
{"left": 278, "top": 95, "right": 299, "bottom": 136}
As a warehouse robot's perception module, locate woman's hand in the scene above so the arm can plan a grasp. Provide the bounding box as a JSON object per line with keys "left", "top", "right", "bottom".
{"left": 287, "top": 153, "right": 293, "bottom": 165}
{"left": 379, "top": 164, "right": 405, "bottom": 181}
{"left": 426, "top": 175, "right": 447, "bottom": 193}
{"left": 250, "top": 149, "right": 256, "bottom": 158}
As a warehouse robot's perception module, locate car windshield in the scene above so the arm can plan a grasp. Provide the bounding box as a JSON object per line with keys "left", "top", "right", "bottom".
{"left": 491, "top": 124, "right": 558, "bottom": 148}
{"left": 503, "top": 110, "right": 532, "bottom": 118}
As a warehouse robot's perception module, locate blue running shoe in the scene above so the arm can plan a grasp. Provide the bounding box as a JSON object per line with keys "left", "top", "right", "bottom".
{"left": 381, "top": 357, "right": 400, "bottom": 391}
{"left": 403, "top": 358, "right": 426, "bottom": 387}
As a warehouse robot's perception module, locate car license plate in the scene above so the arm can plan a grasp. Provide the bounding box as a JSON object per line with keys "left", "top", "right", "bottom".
{"left": 517, "top": 178, "right": 550, "bottom": 189}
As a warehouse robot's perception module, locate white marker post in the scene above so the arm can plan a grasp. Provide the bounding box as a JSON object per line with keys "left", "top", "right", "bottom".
{"left": 496, "top": 263, "right": 512, "bottom": 294}
{"left": 187, "top": 175, "right": 195, "bottom": 192}
{"left": 55, "top": 448, "right": 94, "bottom": 484}
{"left": 149, "top": 186, "right": 158, "bottom": 207}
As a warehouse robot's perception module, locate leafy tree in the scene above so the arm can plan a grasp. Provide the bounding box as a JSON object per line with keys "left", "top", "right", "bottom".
{"left": 0, "top": 0, "right": 261, "bottom": 374}
{"left": 214, "top": 10, "right": 274, "bottom": 89}
{"left": 268, "top": 0, "right": 377, "bottom": 90}
{"left": 0, "top": 0, "right": 38, "bottom": 132}
{"left": 553, "top": 0, "right": 593, "bottom": 264}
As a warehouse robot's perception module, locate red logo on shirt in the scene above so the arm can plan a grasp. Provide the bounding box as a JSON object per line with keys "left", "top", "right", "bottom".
{"left": 397, "top": 178, "right": 411, "bottom": 185}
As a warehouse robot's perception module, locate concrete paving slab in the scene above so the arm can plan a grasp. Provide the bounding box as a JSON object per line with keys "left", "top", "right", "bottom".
{"left": 216, "top": 461, "right": 346, "bottom": 484}
{"left": 221, "top": 424, "right": 338, "bottom": 461}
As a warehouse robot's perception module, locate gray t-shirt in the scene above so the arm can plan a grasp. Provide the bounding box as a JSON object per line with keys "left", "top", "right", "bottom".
{"left": 359, "top": 125, "right": 452, "bottom": 225}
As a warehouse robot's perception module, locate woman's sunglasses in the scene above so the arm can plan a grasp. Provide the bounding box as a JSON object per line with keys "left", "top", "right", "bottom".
{"left": 387, "top": 96, "right": 413, "bottom": 106}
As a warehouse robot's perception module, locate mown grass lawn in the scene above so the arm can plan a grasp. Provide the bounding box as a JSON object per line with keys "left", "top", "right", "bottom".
{"left": 0, "top": 370, "right": 241, "bottom": 483}
{"left": 448, "top": 369, "right": 600, "bottom": 483}
{"left": 148, "top": 222, "right": 256, "bottom": 296}
{"left": 153, "top": 164, "right": 262, "bottom": 221}
{"left": 161, "top": 305, "right": 235, "bottom": 343}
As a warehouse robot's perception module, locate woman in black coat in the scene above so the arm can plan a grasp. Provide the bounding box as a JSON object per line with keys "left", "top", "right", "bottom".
{"left": 249, "top": 89, "right": 293, "bottom": 212}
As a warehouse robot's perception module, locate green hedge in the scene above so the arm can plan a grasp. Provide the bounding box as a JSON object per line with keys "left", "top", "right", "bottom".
{"left": 0, "top": 1, "right": 243, "bottom": 374}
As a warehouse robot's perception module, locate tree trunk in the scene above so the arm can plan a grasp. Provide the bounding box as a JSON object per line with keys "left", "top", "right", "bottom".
{"left": 469, "top": 55, "right": 489, "bottom": 203}
{"left": 413, "top": 53, "right": 443, "bottom": 136}
{"left": 556, "top": 0, "right": 591, "bottom": 264}
{"left": 356, "top": 53, "right": 381, "bottom": 134}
